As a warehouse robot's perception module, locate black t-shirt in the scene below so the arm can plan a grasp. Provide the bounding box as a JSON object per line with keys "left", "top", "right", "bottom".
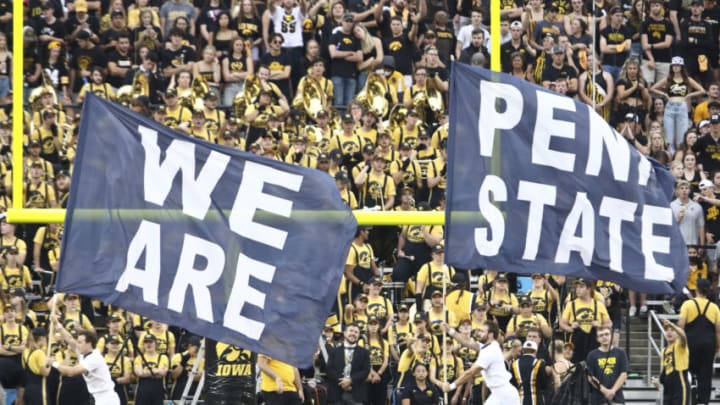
{"left": 159, "top": 45, "right": 196, "bottom": 70}
{"left": 106, "top": 50, "right": 134, "bottom": 88}
{"left": 541, "top": 63, "right": 577, "bottom": 83}
{"left": 36, "top": 18, "right": 67, "bottom": 59}
{"left": 237, "top": 15, "right": 262, "bottom": 42}
{"left": 70, "top": 46, "right": 108, "bottom": 91}
{"left": 682, "top": 18, "right": 714, "bottom": 56}
{"left": 701, "top": 196, "right": 720, "bottom": 238}
{"left": 348, "top": 0, "right": 379, "bottom": 23}
{"left": 586, "top": 348, "right": 628, "bottom": 405}
{"left": 43, "top": 61, "right": 70, "bottom": 91}
{"left": 600, "top": 24, "right": 633, "bottom": 67}
{"left": 693, "top": 134, "right": 720, "bottom": 174}
{"left": 197, "top": 5, "right": 226, "bottom": 33}
{"left": 383, "top": 34, "right": 415, "bottom": 75}
{"left": 132, "top": 26, "right": 164, "bottom": 59}
{"left": 329, "top": 30, "right": 361, "bottom": 78}
{"left": 400, "top": 382, "right": 441, "bottom": 405}
{"left": 260, "top": 50, "right": 293, "bottom": 99}
{"left": 65, "top": 15, "right": 101, "bottom": 41}
{"left": 29, "top": 0, "right": 64, "bottom": 27}
{"left": 642, "top": 17, "right": 673, "bottom": 62}
{"left": 500, "top": 41, "right": 528, "bottom": 73}
{"left": 99, "top": 28, "right": 129, "bottom": 53}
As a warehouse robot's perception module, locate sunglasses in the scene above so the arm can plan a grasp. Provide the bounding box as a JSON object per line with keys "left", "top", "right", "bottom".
{"left": 272, "top": 40, "right": 283, "bottom": 45}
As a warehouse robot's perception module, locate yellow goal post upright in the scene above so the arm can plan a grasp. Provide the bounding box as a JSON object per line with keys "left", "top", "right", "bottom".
{"left": 7, "top": 0, "right": 501, "bottom": 225}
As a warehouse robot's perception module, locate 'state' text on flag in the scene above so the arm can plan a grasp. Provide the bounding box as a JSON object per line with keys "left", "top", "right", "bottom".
{"left": 445, "top": 64, "right": 687, "bottom": 293}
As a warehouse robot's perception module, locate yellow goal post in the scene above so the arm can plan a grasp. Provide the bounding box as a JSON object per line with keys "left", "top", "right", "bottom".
{"left": 7, "top": 0, "right": 500, "bottom": 225}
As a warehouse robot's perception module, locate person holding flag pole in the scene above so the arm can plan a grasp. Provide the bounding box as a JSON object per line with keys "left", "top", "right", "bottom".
{"left": 47, "top": 295, "right": 121, "bottom": 405}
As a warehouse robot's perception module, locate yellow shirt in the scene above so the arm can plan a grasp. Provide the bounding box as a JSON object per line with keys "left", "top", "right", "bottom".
{"left": 686, "top": 264, "right": 708, "bottom": 291}
{"left": 662, "top": 340, "right": 689, "bottom": 375}
{"left": 506, "top": 313, "right": 549, "bottom": 338}
{"left": 0, "top": 265, "right": 32, "bottom": 290}
{"left": 133, "top": 351, "right": 169, "bottom": 374}
{"left": 367, "top": 295, "right": 394, "bottom": 322}
{"left": 416, "top": 262, "right": 455, "bottom": 294}
{"left": 105, "top": 353, "right": 132, "bottom": 379}
{"left": 368, "top": 337, "right": 389, "bottom": 367}
{"left": 171, "top": 351, "right": 205, "bottom": 373}
{"left": 561, "top": 298, "right": 610, "bottom": 334}
{"left": 346, "top": 242, "right": 375, "bottom": 271}
{"left": 22, "top": 348, "right": 46, "bottom": 374}
{"left": 679, "top": 297, "right": 720, "bottom": 324}
{"left": 0, "top": 323, "right": 27, "bottom": 346}
{"left": 138, "top": 329, "right": 176, "bottom": 356}
{"left": 445, "top": 289, "right": 473, "bottom": 327}
{"left": 259, "top": 355, "right": 297, "bottom": 392}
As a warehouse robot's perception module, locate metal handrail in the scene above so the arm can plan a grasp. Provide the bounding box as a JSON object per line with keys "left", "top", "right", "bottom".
{"left": 647, "top": 310, "right": 678, "bottom": 388}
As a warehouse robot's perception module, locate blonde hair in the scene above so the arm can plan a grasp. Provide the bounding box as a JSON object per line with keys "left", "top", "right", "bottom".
{"left": 355, "top": 24, "right": 375, "bottom": 54}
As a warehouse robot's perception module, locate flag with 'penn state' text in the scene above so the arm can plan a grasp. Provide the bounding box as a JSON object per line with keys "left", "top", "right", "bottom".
{"left": 445, "top": 63, "right": 687, "bottom": 293}
{"left": 57, "top": 94, "right": 357, "bottom": 367}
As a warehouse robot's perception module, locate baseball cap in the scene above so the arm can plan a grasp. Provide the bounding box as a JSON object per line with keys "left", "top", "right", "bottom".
{"left": 334, "top": 171, "right": 349, "bottom": 183}
{"left": 75, "top": 0, "right": 88, "bottom": 12}
{"left": 552, "top": 45, "right": 564, "bottom": 54}
{"left": 431, "top": 244, "right": 444, "bottom": 253}
{"left": 416, "top": 333, "right": 432, "bottom": 342}
{"left": 400, "top": 142, "right": 412, "bottom": 150}
{"left": 77, "top": 30, "right": 92, "bottom": 40}
{"left": 368, "top": 315, "right": 380, "bottom": 324}
{"left": 368, "top": 276, "right": 383, "bottom": 285}
{"left": 185, "top": 335, "right": 201, "bottom": 347}
{"left": 625, "top": 113, "right": 638, "bottom": 122}
{"left": 699, "top": 179, "right": 715, "bottom": 190}
{"left": 143, "top": 334, "right": 157, "bottom": 342}
{"left": 343, "top": 13, "right": 354, "bottom": 21}
{"left": 398, "top": 304, "right": 409, "bottom": 312}
{"left": 495, "top": 273, "right": 508, "bottom": 283}
{"left": 203, "top": 91, "right": 219, "bottom": 100}
{"left": 671, "top": 56, "right": 685, "bottom": 66}
{"left": 357, "top": 294, "right": 369, "bottom": 302}
{"left": 329, "top": 149, "right": 343, "bottom": 161}
{"left": 414, "top": 312, "right": 427, "bottom": 322}
{"left": 10, "top": 288, "right": 25, "bottom": 298}
{"left": 165, "top": 87, "right": 178, "bottom": 97}
{"left": 316, "top": 110, "right": 329, "bottom": 119}
{"left": 425, "top": 29, "right": 436, "bottom": 38}
{"left": 111, "top": 10, "right": 124, "bottom": 18}
{"left": 363, "top": 144, "right": 376, "bottom": 154}
{"left": 519, "top": 295, "right": 533, "bottom": 306}
{"left": 431, "top": 290, "right": 443, "bottom": 297}
{"left": 319, "top": 153, "right": 331, "bottom": 163}
{"left": 699, "top": 120, "right": 711, "bottom": 129}
{"left": 691, "top": 0, "right": 703, "bottom": 5}
{"left": 342, "top": 113, "right": 354, "bottom": 122}
{"left": 523, "top": 340, "right": 538, "bottom": 351}
{"left": 574, "top": 278, "right": 594, "bottom": 287}
{"left": 510, "top": 21, "right": 523, "bottom": 29}
{"left": 108, "top": 335, "right": 122, "bottom": 344}
{"left": 711, "top": 114, "right": 720, "bottom": 124}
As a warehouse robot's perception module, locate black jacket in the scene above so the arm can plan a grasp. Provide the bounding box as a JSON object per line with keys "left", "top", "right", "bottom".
{"left": 325, "top": 344, "right": 371, "bottom": 403}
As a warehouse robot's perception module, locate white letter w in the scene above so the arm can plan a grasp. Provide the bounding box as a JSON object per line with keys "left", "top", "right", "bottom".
{"left": 140, "top": 125, "right": 230, "bottom": 220}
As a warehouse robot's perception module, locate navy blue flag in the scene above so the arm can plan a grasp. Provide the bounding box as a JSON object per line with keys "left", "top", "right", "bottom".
{"left": 57, "top": 94, "right": 357, "bottom": 366}
{"left": 445, "top": 64, "right": 688, "bottom": 293}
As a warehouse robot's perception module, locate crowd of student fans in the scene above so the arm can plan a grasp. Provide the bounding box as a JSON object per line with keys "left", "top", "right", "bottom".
{"left": 0, "top": 0, "right": 718, "bottom": 403}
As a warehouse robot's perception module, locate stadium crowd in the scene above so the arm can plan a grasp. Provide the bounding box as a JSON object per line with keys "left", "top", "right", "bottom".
{"left": 0, "top": 0, "right": 717, "bottom": 403}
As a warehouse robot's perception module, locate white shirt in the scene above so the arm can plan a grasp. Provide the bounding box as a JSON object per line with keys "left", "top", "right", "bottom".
{"left": 457, "top": 24, "right": 491, "bottom": 52}
{"left": 474, "top": 341, "right": 512, "bottom": 389}
{"left": 78, "top": 349, "right": 115, "bottom": 394}
{"left": 270, "top": 6, "right": 305, "bottom": 48}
